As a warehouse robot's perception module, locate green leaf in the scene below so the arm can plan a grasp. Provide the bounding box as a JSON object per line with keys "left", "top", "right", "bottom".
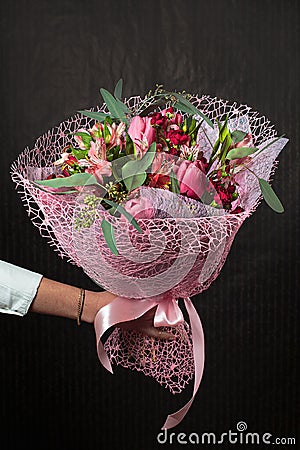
{"left": 100, "top": 88, "right": 128, "bottom": 124}
{"left": 114, "top": 78, "right": 123, "bottom": 100}
{"left": 121, "top": 142, "right": 156, "bottom": 192}
{"left": 231, "top": 130, "right": 247, "bottom": 145}
{"left": 123, "top": 172, "right": 147, "bottom": 192}
{"left": 35, "top": 173, "right": 99, "bottom": 188}
{"left": 31, "top": 183, "right": 78, "bottom": 195}
{"left": 73, "top": 131, "right": 92, "bottom": 148}
{"left": 218, "top": 116, "right": 229, "bottom": 143}
{"left": 171, "top": 92, "right": 214, "bottom": 129}
{"left": 71, "top": 148, "right": 87, "bottom": 160}
{"left": 78, "top": 110, "right": 109, "bottom": 122}
{"left": 170, "top": 171, "right": 180, "bottom": 194}
{"left": 115, "top": 97, "right": 130, "bottom": 114}
{"left": 226, "top": 146, "right": 259, "bottom": 160}
{"left": 258, "top": 178, "right": 284, "bottom": 213}
{"left": 102, "top": 198, "right": 142, "bottom": 233}
{"left": 220, "top": 135, "right": 232, "bottom": 162}
{"left": 101, "top": 218, "right": 118, "bottom": 255}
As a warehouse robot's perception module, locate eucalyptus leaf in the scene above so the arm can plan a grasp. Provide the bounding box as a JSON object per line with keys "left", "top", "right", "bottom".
{"left": 100, "top": 88, "right": 128, "bottom": 124}
{"left": 35, "top": 173, "right": 99, "bottom": 188}
{"left": 114, "top": 78, "right": 123, "bottom": 100}
{"left": 231, "top": 130, "right": 247, "bottom": 145}
{"left": 78, "top": 110, "right": 109, "bottom": 122}
{"left": 101, "top": 218, "right": 118, "bottom": 255}
{"left": 171, "top": 92, "right": 214, "bottom": 129}
{"left": 102, "top": 198, "right": 142, "bottom": 233}
{"left": 226, "top": 146, "right": 258, "bottom": 160}
{"left": 115, "top": 97, "right": 130, "bottom": 114}
{"left": 111, "top": 157, "right": 125, "bottom": 181}
{"left": 139, "top": 99, "right": 168, "bottom": 117}
{"left": 258, "top": 178, "right": 284, "bottom": 213}
{"left": 31, "top": 182, "right": 78, "bottom": 195}
{"left": 170, "top": 171, "right": 180, "bottom": 194}
{"left": 121, "top": 142, "right": 156, "bottom": 190}
{"left": 123, "top": 172, "right": 147, "bottom": 192}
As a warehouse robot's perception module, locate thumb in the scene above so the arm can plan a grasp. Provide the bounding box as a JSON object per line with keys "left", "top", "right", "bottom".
{"left": 141, "top": 326, "right": 174, "bottom": 340}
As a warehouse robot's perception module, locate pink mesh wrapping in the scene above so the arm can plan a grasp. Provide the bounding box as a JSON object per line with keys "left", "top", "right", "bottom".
{"left": 10, "top": 95, "right": 288, "bottom": 395}
{"left": 105, "top": 322, "right": 194, "bottom": 394}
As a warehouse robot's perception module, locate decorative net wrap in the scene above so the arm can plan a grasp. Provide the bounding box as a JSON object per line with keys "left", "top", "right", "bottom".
{"left": 10, "top": 96, "right": 287, "bottom": 400}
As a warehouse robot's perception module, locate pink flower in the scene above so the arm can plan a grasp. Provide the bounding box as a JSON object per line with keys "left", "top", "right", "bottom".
{"left": 88, "top": 138, "right": 107, "bottom": 161}
{"left": 176, "top": 160, "right": 207, "bottom": 200}
{"left": 122, "top": 197, "right": 154, "bottom": 220}
{"left": 86, "top": 160, "right": 112, "bottom": 184}
{"left": 235, "top": 132, "right": 253, "bottom": 148}
{"left": 229, "top": 133, "right": 254, "bottom": 168}
{"left": 89, "top": 121, "right": 126, "bottom": 150}
{"left": 128, "top": 116, "right": 156, "bottom": 157}
{"left": 152, "top": 152, "right": 174, "bottom": 175}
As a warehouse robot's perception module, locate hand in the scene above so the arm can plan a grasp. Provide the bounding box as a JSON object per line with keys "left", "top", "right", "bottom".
{"left": 118, "top": 306, "right": 174, "bottom": 340}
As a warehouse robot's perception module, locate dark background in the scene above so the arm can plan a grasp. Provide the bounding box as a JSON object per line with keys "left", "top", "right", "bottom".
{"left": 0, "top": 0, "right": 298, "bottom": 449}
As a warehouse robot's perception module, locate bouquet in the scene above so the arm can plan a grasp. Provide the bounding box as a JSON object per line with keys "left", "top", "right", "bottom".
{"left": 11, "top": 80, "right": 288, "bottom": 429}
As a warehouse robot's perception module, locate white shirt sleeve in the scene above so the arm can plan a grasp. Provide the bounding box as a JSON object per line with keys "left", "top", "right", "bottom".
{"left": 0, "top": 260, "right": 43, "bottom": 316}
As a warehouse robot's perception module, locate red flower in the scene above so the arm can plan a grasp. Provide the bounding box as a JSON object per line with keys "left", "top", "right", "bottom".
{"left": 230, "top": 206, "right": 244, "bottom": 214}
{"left": 150, "top": 112, "right": 168, "bottom": 128}
{"left": 148, "top": 173, "right": 170, "bottom": 189}
{"left": 166, "top": 129, "right": 190, "bottom": 146}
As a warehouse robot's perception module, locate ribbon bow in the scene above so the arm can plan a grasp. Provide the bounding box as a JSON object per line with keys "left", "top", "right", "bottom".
{"left": 94, "top": 295, "right": 205, "bottom": 429}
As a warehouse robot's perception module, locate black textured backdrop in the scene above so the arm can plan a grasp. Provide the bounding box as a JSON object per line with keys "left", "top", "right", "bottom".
{"left": 0, "top": 1, "right": 298, "bottom": 449}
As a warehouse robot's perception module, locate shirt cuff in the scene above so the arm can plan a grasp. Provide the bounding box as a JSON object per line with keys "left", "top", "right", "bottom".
{"left": 0, "top": 260, "right": 43, "bottom": 316}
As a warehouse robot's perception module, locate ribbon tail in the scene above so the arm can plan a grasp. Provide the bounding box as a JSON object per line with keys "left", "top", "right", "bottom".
{"left": 161, "top": 297, "right": 205, "bottom": 429}
{"left": 94, "top": 296, "right": 158, "bottom": 374}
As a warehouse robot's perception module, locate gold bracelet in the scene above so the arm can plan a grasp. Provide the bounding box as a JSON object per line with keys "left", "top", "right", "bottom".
{"left": 76, "top": 288, "right": 86, "bottom": 326}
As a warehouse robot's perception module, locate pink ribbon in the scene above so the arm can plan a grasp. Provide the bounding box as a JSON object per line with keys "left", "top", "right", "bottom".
{"left": 94, "top": 295, "right": 205, "bottom": 429}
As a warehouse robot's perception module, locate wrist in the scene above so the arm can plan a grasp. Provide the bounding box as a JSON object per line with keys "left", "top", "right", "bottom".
{"left": 81, "top": 290, "right": 116, "bottom": 323}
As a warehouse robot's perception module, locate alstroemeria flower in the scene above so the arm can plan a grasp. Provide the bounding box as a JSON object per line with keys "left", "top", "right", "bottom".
{"left": 85, "top": 138, "right": 112, "bottom": 183}
{"left": 235, "top": 132, "right": 253, "bottom": 148}
{"left": 110, "top": 122, "right": 126, "bottom": 149}
{"left": 128, "top": 116, "right": 156, "bottom": 157}
{"left": 230, "top": 133, "right": 254, "bottom": 170}
{"left": 54, "top": 152, "right": 72, "bottom": 166}
{"left": 176, "top": 160, "right": 207, "bottom": 200}
{"left": 88, "top": 138, "right": 107, "bottom": 161}
{"left": 89, "top": 121, "right": 126, "bottom": 150}
{"left": 86, "top": 160, "right": 112, "bottom": 184}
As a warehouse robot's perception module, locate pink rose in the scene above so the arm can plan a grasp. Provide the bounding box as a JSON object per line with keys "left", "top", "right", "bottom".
{"left": 177, "top": 160, "right": 207, "bottom": 200}
{"left": 122, "top": 197, "right": 154, "bottom": 220}
{"left": 128, "top": 116, "right": 156, "bottom": 157}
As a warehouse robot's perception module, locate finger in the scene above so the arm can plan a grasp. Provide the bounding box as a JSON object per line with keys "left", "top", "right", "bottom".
{"left": 141, "top": 327, "right": 174, "bottom": 340}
